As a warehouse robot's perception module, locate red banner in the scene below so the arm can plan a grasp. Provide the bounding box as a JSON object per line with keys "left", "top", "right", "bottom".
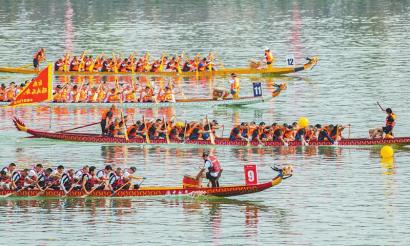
{"left": 244, "top": 164, "right": 258, "bottom": 185}
{"left": 9, "top": 64, "right": 52, "bottom": 106}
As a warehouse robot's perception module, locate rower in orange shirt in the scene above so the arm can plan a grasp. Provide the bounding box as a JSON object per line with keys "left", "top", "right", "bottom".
{"left": 0, "top": 84, "right": 6, "bottom": 101}
{"left": 5, "top": 82, "right": 16, "bottom": 102}
{"left": 70, "top": 56, "right": 79, "bottom": 71}
{"left": 264, "top": 48, "right": 275, "bottom": 67}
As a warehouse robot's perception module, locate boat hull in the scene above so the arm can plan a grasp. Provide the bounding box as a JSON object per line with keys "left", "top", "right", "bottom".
{"left": 13, "top": 118, "right": 410, "bottom": 147}
{"left": 0, "top": 176, "right": 282, "bottom": 198}
{"left": 1, "top": 95, "right": 270, "bottom": 108}
{"left": 0, "top": 57, "right": 318, "bottom": 76}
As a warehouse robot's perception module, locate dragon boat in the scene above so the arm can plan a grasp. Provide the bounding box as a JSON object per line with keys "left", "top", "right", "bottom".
{"left": 0, "top": 166, "right": 292, "bottom": 198}
{"left": 0, "top": 57, "right": 318, "bottom": 77}
{"left": 13, "top": 118, "right": 410, "bottom": 147}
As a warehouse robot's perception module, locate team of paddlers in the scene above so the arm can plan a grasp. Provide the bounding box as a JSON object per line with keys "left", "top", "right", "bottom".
{"left": 100, "top": 104, "right": 396, "bottom": 144}
{"left": 0, "top": 152, "right": 223, "bottom": 193}
{"left": 0, "top": 163, "right": 144, "bottom": 195}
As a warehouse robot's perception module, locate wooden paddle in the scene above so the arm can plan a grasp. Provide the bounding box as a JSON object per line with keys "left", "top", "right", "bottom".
{"left": 56, "top": 121, "right": 100, "bottom": 133}
{"left": 111, "top": 181, "right": 131, "bottom": 197}
{"left": 80, "top": 183, "right": 104, "bottom": 198}
{"left": 143, "top": 116, "right": 150, "bottom": 144}
{"left": 17, "top": 63, "right": 33, "bottom": 69}
{"left": 163, "top": 116, "right": 170, "bottom": 144}
{"left": 377, "top": 101, "right": 385, "bottom": 112}
{"left": 205, "top": 115, "right": 215, "bottom": 145}
{"left": 183, "top": 121, "right": 188, "bottom": 143}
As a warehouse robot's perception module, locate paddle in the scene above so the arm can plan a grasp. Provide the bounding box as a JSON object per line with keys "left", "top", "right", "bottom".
{"left": 56, "top": 121, "right": 100, "bottom": 133}
{"left": 183, "top": 120, "right": 188, "bottom": 143}
{"left": 17, "top": 63, "right": 33, "bottom": 69}
{"left": 62, "top": 185, "right": 75, "bottom": 198}
{"left": 205, "top": 115, "right": 215, "bottom": 145}
{"left": 35, "top": 183, "right": 54, "bottom": 197}
{"left": 0, "top": 185, "right": 31, "bottom": 198}
{"left": 143, "top": 116, "right": 151, "bottom": 144}
{"left": 221, "top": 125, "right": 225, "bottom": 138}
{"left": 377, "top": 101, "right": 385, "bottom": 112}
{"left": 163, "top": 116, "right": 170, "bottom": 144}
{"left": 80, "top": 183, "right": 105, "bottom": 198}
{"left": 111, "top": 181, "right": 131, "bottom": 197}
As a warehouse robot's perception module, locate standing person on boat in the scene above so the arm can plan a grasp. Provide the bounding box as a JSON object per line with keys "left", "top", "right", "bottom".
{"left": 33, "top": 48, "right": 46, "bottom": 69}
{"left": 369, "top": 107, "right": 397, "bottom": 139}
{"left": 202, "top": 152, "right": 222, "bottom": 188}
{"left": 229, "top": 73, "right": 240, "bottom": 99}
{"left": 264, "top": 48, "right": 275, "bottom": 67}
{"left": 101, "top": 105, "right": 117, "bottom": 135}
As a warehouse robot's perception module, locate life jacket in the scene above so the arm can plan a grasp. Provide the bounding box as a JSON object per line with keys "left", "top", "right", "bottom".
{"left": 101, "top": 109, "right": 113, "bottom": 120}
{"left": 54, "top": 61, "right": 64, "bottom": 71}
{"left": 142, "top": 90, "right": 153, "bottom": 102}
{"left": 110, "top": 174, "right": 124, "bottom": 189}
{"left": 386, "top": 113, "right": 396, "bottom": 127}
{"left": 230, "top": 78, "right": 240, "bottom": 91}
{"left": 265, "top": 51, "right": 274, "bottom": 63}
{"left": 102, "top": 61, "right": 111, "bottom": 72}
{"left": 79, "top": 89, "right": 88, "bottom": 102}
{"left": 0, "top": 87, "right": 5, "bottom": 101}
{"left": 88, "top": 90, "right": 98, "bottom": 102}
{"left": 125, "top": 91, "right": 137, "bottom": 102}
{"left": 82, "top": 173, "right": 96, "bottom": 189}
{"left": 97, "top": 89, "right": 106, "bottom": 102}
{"left": 94, "top": 59, "right": 102, "bottom": 71}
{"left": 12, "top": 171, "right": 25, "bottom": 187}
{"left": 61, "top": 173, "right": 73, "bottom": 187}
{"left": 127, "top": 125, "right": 137, "bottom": 138}
{"left": 209, "top": 156, "right": 221, "bottom": 173}
{"left": 156, "top": 88, "right": 165, "bottom": 102}
{"left": 107, "top": 93, "right": 120, "bottom": 103}
{"left": 70, "top": 60, "right": 79, "bottom": 71}
{"left": 6, "top": 88, "right": 15, "bottom": 101}
{"left": 84, "top": 58, "right": 94, "bottom": 72}
{"left": 283, "top": 129, "right": 294, "bottom": 139}
{"left": 163, "top": 90, "right": 173, "bottom": 102}
{"left": 53, "top": 91, "right": 62, "bottom": 102}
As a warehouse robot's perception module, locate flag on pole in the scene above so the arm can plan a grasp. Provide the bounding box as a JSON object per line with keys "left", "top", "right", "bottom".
{"left": 9, "top": 64, "right": 52, "bottom": 107}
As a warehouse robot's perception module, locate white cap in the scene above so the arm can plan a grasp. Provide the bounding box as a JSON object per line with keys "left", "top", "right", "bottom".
{"left": 264, "top": 47, "right": 270, "bottom": 51}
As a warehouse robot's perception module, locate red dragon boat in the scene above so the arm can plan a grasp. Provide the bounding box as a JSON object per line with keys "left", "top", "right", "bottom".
{"left": 13, "top": 118, "right": 410, "bottom": 147}
{"left": 0, "top": 167, "right": 292, "bottom": 198}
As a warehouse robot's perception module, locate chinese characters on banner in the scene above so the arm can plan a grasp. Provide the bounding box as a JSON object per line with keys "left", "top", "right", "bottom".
{"left": 9, "top": 64, "right": 52, "bottom": 107}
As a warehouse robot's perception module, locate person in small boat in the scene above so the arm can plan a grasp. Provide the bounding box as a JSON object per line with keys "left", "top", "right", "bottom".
{"left": 369, "top": 108, "right": 396, "bottom": 139}
{"left": 33, "top": 48, "right": 46, "bottom": 69}
{"left": 229, "top": 73, "right": 240, "bottom": 99}
{"left": 101, "top": 105, "right": 117, "bottom": 135}
{"left": 202, "top": 152, "right": 222, "bottom": 188}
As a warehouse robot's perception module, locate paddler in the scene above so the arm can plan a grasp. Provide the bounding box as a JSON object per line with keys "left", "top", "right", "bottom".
{"left": 123, "top": 167, "right": 145, "bottom": 190}
{"left": 201, "top": 152, "right": 222, "bottom": 187}
{"left": 10, "top": 168, "right": 31, "bottom": 190}
{"left": 101, "top": 105, "right": 117, "bottom": 135}
{"left": 81, "top": 166, "right": 100, "bottom": 194}
{"left": 108, "top": 167, "right": 129, "bottom": 192}
{"left": 96, "top": 165, "right": 113, "bottom": 185}
{"left": 0, "top": 171, "right": 10, "bottom": 190}
{"left": 264, "top": 48, "right": 274, "bottom": 67}
{"left": 1, "top": 162, "right": 17, "bottom": 178}
{"left": 60, "top": 169, "right": 76, "bottom": 194}
{"left": 229, "top": 73, "right": 240, "bottom": 99}
{"left": 54, "top": 58, "right": 64, "bottom": 71}
{"left": 33, "top": 48, "right": 46, "bottom": 69}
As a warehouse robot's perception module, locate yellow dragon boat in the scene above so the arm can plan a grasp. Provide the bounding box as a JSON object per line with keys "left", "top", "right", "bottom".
{"left": 0, "top": 57, "right": 318, "bottom": 77}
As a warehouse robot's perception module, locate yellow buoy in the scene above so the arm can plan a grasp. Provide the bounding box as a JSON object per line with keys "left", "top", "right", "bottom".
{"left": 298, "top": 117, "right": 309, "bottom": 128}
{"left": 380, "top": 145, "right": 394, "bottom": 158}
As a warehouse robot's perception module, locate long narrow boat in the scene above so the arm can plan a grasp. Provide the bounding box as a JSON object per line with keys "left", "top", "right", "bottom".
{"left": 0, "top": 167, "right": 292, "bottom": 198}
{"left": 0, "top": 57, "right": 318, "bottom": 77}
{"left": 0, "top": 94, "right": 274, "bottom": 108}
{"left": 13, "top": 118, "right": 410, "bottom": 147}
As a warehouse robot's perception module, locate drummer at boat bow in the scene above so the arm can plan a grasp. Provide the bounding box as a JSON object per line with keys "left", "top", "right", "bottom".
{"left": 369, "top": 108, "right": 397, "bottom": 139}
{"left": 202, "top": 152, "right": 222, "bottom": 188}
